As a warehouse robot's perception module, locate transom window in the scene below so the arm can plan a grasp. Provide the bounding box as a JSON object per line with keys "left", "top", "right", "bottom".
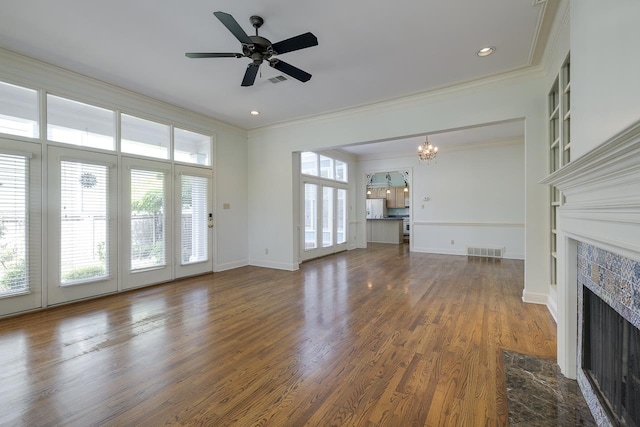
{"left": 301, "top": 152, "right": 348, "bottom": 183}
{"left": 0, "top": 81, "right": 38, "bottom": 138}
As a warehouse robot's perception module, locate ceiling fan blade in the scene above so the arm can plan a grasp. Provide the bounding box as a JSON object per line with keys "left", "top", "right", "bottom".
{"left": 241, "top": 63, "right": 260, "bottom": 87}
{"left": 185, "top": 52, "right": 242, "bottom": 58}
{"left": 213, "top": 11, "right": 252, "bottom": 45}
{"left": 270, "top": 59, "right": 312, "bottom": 83}
{"left": 272, "top": 32, "right": 318, "bottom": 55}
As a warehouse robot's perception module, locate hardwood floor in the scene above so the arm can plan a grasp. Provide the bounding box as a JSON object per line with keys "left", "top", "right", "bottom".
{"left": 0, "top": 244, "right": 556, "bottom": 426}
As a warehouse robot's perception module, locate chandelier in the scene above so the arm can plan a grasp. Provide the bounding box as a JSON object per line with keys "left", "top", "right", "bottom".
{"left": 417, "top": 136, "right": 438, "bottom": 163}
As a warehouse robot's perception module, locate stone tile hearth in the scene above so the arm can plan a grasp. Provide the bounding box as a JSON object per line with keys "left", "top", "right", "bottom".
{"left": 504, "top": 351, "right": 595, "bottom": 426}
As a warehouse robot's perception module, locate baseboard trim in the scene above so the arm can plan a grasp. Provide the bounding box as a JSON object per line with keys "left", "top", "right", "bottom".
{"left": 249, "top": 259, "right": 299, "bottom": 271}
{"left": 215, "top": 259, "right": 249, "bottom": 272}
{"left": 411, "top": 246, "right": 524, "bottom": 260}
{"left": 522, "top": 290, "right": 549, "bottom": 305}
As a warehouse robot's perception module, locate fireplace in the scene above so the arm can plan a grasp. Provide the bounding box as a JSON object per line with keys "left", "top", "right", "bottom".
{"left": 577, "top": 242, "right": 640, "bottom": 426}
{"left": 583, "top": 287, "right": 640, "bottom": 426}
{"left": 541, "top": 120, "right": 640, "bottom": 425}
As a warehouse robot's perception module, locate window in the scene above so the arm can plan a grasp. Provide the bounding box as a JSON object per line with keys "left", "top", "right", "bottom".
{"left": 320, "top": 155, "right": 334, "bottom": 179}
{"left": 130, "top": 169, "right": 166, "bottom": 270}
{"left": 121, "top": 114, "right": 170, "bottom": 159}
{"left": 0, "top": 81, "right": 38, "bottom": 138}
{"left": 60, "top": 161, "right": 110, "bottom": 285}
{"left": 301, "top": 152, "right": 318, "bottom": 176}
{"left": 180, "top": 175, "right": 208, "bottom": 264}
{"left": 174, "top": 128, "right": 211, "bottom": 166}
{"left": 335, "top": 160, "right": 347, "bottom": 182}
{"left": 0, "top": 153, "right": 29, "bottom": 296}
{"left": 47, "top": 95, "right": 115, "bottom": 150}
{"left": 301, "top": 151, "right": 348, "bottom": 183}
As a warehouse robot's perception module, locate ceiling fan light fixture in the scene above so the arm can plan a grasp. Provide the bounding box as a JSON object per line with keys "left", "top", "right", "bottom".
{"left": 477, "top": 46, "right": 495, "bottom": 57}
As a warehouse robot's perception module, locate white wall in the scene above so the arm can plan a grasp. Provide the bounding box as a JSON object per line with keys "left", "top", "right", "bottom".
{"left": 248, "top": 70, "right": 548, "bottom": 302}
{"left": 571, "top": 0, "right": 640, "bottom": 158}
{"left": 359, "top": 140, "right": 525, "bottom": 259}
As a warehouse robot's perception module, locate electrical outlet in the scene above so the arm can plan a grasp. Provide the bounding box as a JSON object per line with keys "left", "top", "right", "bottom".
{"left": 265, "top": 248, "right": 269, "bottom": 255}
{"left": 451, "top": 240, "right": 455, "bottom": 245}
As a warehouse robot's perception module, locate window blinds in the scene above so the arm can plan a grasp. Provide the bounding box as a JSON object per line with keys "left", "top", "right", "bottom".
{"left": 60, "top": 161, "right": 109, "bottom": 285}
{"left": 180, "top": 175, "right": 208, "bottom": 265}
{"left": 0, "top": 153, "right": 29, "bottom": 296}
{"left": 130, "top": 169, "right": 166, "bottom": 271}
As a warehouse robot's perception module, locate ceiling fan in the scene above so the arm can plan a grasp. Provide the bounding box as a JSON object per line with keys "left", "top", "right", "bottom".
{"left": 186, "top": 11, "right": 318, "bottom": 87}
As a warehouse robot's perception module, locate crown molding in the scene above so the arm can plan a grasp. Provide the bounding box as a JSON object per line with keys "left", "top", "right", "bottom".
{"left": 539, "top": 0, "right": 570, "bottom": 77}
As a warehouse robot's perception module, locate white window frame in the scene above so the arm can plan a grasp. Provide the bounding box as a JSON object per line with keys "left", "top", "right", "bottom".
{"left": 0, "top": 139, "right": 42, "bottom": 316}
{"left": 47, "top": 146, "right": 118, "bottom": 305}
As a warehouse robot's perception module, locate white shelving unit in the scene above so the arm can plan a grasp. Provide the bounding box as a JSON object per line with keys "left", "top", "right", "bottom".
{"left": 548, "top": 53, "right": 571, "bottom": 286}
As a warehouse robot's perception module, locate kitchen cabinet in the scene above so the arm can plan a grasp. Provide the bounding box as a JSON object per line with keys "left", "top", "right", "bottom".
{"left": 366, "top": 219, "right": 403, "bottom": 244}
{"left": 385, "top": 187, "right": 409, "bottom": 208}
{"left": 397, "top": 187, "right": 408, "bottom": 207}
{"left": 367, "top": 187, "right": 408, "bottom": 207}
{"left": 367, "top": 188, "right": 385, "bottom": 199}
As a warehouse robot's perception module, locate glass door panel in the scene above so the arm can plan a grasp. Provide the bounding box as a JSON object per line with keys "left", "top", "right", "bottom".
{"left": 0, "top": 139, "right": 41, "bottom": 316}
{"left": 130, "top": 169, "right": 166, "bottom": 271}
{"left": 322, "top": 187, "right": 334, "bottom": 247}
{"left": 337, "top": 189, "right": 347, "bottom": 245}
{"left": 304, "top": 183, "right": 318, "bottom": 250}
{"left": 121, "top": 157, "right": 172, "bottom": 290}
{"left": 175, "top": 165, "right": 213, "bottom": 278}
{"left": 60, "top": 161, "right": 110, "bottom": 284}
{"left": 47, "top": 146, "right": 118, "bottom": 305}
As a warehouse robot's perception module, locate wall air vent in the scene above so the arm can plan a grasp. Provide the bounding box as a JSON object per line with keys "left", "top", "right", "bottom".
{"left": 268, "top": 75, "right": 288, "bottom": 83}
{"left": 466, "top": 246, "right": 504, "bottom": 258}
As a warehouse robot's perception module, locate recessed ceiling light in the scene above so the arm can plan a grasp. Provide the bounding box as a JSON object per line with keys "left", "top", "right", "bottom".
{"left": 250, "top": 110, "right": 260, "bottom": 116}
{"left": 477, "top": 46, "right": 495, "bottom": 57}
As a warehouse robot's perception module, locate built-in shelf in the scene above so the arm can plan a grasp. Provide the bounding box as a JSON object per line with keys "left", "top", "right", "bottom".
{"left": 547, "top": 53, "right": 571, "bottom": 286}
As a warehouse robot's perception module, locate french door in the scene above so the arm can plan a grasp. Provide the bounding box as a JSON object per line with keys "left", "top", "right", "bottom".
{"left": 47, "top": 146, "right": 118, "bottom": 305}
{"left": 0, "top": 139, "right": 42, "bottom": 316}
{"left": 174, "top": 165, "right": 213, "bottom": 278}
{"left": 2, "top": 144, "right": 214, "bottom": 314}
{"left": 301, "top": 181, "right": 347, "bottom": 261}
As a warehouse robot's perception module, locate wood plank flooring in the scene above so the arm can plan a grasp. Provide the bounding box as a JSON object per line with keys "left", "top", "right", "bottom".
{"left": 0, "top": 243, "right": 556, "bottom": 426}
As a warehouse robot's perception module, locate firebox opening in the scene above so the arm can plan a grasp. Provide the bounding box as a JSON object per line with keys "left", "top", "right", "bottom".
{"left": 583, "top": 287, "right": 640, "bottom": 426}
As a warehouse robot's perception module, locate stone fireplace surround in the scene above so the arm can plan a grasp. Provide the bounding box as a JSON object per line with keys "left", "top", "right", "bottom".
{"left": 542, "top": 120, "right": 640, "bottom": 425}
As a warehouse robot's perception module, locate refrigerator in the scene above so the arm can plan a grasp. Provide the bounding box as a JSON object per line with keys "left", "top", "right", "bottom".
{"left": 366, "top": 198, "right": 388, "bottom": 219}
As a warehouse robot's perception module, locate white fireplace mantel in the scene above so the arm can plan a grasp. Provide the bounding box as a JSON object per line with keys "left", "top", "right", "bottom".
{"left": 541, "top": 120, "right": 640, "bottom": 253}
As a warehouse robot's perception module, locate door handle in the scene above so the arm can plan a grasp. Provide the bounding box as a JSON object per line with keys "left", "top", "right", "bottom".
{"left": 208, "top": 213, "right": 214, "bottom": 228}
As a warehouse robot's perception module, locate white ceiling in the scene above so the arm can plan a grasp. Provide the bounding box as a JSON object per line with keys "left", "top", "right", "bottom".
{"left": 0, "top": 0, "right": 555, "bottom": 132}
